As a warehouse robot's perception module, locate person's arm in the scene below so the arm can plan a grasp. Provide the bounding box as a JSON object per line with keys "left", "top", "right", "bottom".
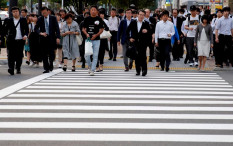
{"left": 170, "top": 23, "right": 175, "bottom": 36}
{"left": 54, "top": 17, "right": 61, "bottom": 39}
{"left": 75, "top": 22, "right": 81, "bottom": 35}
{"left": 175, "top": 26, "right": 180, "bottom": 41}
{"left": 155, "top": 22, "right": 159, "bottom": 46}
{"left": 117, "top": 20, "right": 123, "bottom": 43}
{"left": 210, "top": 25, "right": 213, "bottom": 48}
{"left": 194, "top": 25, "right": 199, "bottom": 45}
{"left": 215, "top": 19, "right": 220, "bottom": 43}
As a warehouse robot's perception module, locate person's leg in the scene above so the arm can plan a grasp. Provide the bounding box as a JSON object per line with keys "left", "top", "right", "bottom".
{"left": 109, "top": 32, "right": 113, "bottom": 59}
{"left": 15, "top": 40, "right": 25, "bottom": 72}
{"left": 218, "top": 35, "right": 224, "bottom": 66}
{"left": 149, "top": 42, "right": 154, "bottom": 61}
{"left": 122, "top": 43, "right": 129, "bottom": 68}
{"left": 159, "top": 39, "right": 165, "bottom": 70}
{"left": 135, "top": 54, "right": 141, "bottom": 74}
{"left": 226, "top": 36, "right": 233, "bottom": 66}
{"left": 202, "top": 56, "right": 207, "bottom": 70}
{"left": 198, "top": 56, "right": 202, "bottom": 70}
{"left": 165, "top": 40, "right": 171, "bottom": 69}
{"left": 186, "top": 37, "right": 194, "bottom": 64}
{"left": 58, "top": 48, "right": 63, "bottom": 64}
{"left": 26, "top": 51, "right": 31, "bottom": 62}
{"left": 112, "top": 32, "right": 118, "bottom": 59}
{"left": 172, "top": 41, "right": 178, "bottom": 60}
{"left": 142, "top": 46, "right": 148, "bottom": 75}
{"left": 91, "top": 40, "right": 100, "bottom": 72}
{"left": 7, "top": 42, "right": 15, "bottom": 74}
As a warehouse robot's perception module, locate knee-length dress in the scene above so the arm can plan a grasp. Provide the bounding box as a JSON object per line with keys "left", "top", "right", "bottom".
{"left": 197, "top": 28, "right": 210, "bottom": 57}
{"left": 62, "top": 21, "right": 80, "bottom": 60}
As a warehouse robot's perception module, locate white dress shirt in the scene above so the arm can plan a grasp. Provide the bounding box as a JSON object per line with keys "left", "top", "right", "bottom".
{"left": 14, "top": 18, "right": 22, "bottom": 40}
{"left": 216, "top": 16, "right": 233, "bottom": 35}
{"left": 211, "top": 17, "right": 220, "bottom": 34}
{"left": 109, "top": 16, "right": 119, "bottom": 31}
{"left": 173, "top": 16, "right": 177, "bottom": 27}
{"left": 155, "top": 20, "right": 175, "bottom": 43}
{"left": 137, "top": 18, "right": 143, "bottom": 32}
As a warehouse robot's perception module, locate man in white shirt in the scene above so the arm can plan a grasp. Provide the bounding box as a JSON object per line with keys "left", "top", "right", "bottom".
{"left": 155, "top": 10, "right": 175, "bottom": 72}
{"left": 108, "top": 8, "right": 120, "bottom": 61}
{"left": 215, "top": 7, "right": 233, "bottom": 67}
{"left": 184, "top": 5, "right": 200, "bottom": 67}
{"left": 211, "top": 9, "right": 223, "bottom": 67}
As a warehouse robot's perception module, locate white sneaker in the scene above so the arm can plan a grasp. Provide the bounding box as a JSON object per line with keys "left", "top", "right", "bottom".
{"left": 189, "top": 63, "right": 194, "bottom": 67}
{"left": 90, "top": 71, "right": 94, "bottom": 76}
{"left": 58, "top": 64, "right": 62, "bottom": 68}
{"left": 30, "top": 62, "right": 36, "bottom": 67}
{"left": 194, "top": 62, "right": 198, "bottom": 67}
{"left": 88, "top": 69, "right": 91, "bottom": 74}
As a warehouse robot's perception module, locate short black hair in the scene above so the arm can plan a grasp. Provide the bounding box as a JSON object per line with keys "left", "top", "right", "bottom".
{"left": 179, "top": 9, "right": 185, "bottom": 13}
{"left": 59, "top": 9, "right": 67, "bottom": 14}
{"left": 137, "top": 9, "right": 146, "bottom": 15}
{"left": 201, "top": 15, "right": 210, "bottom": 24}
{"left": 222, "top": 7, "right": 231, "bottom": 12}
{"left": 83, "top": 7, "right": 89, "bottom": 11}
{"left": 90, "top": 5, "right": 98, "bottom": 10}
{"left": 216, "top": 9, "right": 222, "bottom": 13}
{"left": 132, "top": 10, "right": 137, "bottom": 14}
{"left": 41, "top": 7, "right": 48, "bottom": 11}
{"left": 172, "top": 9, "right": 178, "bottom": 13}
{"left": 64, "top": 13, "right": 74, "bottom": 20}
{"left": 161, "top": 10, "right": 169, "bottom": 16}
{"left": 111, "top": 8, "right": 117, "bottom": 11}
{"left": 21, "top": 9, "right": 27, "bottom": 13}
{"left": 11, "top": 6, "right": 20, "bottom": 12}
{"left": 196, "top": 8, "right": 200, "bottom": 13}
{"left": 125, "top": 8, "right": 132, "bottom": 12}
{"left": 68, "top": 11, "right": 75, "bottom": 15}
{"left": 118, "top": 8, "right": 124, "bottom": 14}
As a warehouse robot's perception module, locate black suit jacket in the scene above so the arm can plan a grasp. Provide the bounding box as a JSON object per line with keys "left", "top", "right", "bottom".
{"left": 35, "top": 15, "right": 60, "bottom": 41}
{"left": 76, "top": 14, "right": 84, "bottom": 25}
{"left": 0, "top": 18, "right": 2, "bottom": 43}
{"left": 126, "top": 20, "right": 151, "bottom": 48}
{"left": 3, "top": 17, "right": 29, "bottom": 41}
{"left": 172, "top": 16, "right": 183, "bottom": 36}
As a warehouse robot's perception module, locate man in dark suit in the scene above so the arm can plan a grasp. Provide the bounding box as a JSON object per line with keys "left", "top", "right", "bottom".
{"left": 171, "top": 9, "right": 183, "bottom": 61}
{"left": 117, "top": 8, "right": 134, "bottom": 71}
{"left": 0, "top": 17, "right": 2, "bottom": 48}
{"left": 2, "top": 6, "right": 29, "bottom": 75}
{"left": 145, "top": 9, "right": 157, "bottom": 62}
{"left": 35, "top": 7, "right": 60, "bottom": 73}
{"left": 126, "top": 10, "right": 151, "bottom": 76}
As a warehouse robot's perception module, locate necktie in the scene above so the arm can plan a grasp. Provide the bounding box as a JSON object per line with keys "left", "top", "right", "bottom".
{"left": 45, "top": 17, "right": 49, "bottom": 35}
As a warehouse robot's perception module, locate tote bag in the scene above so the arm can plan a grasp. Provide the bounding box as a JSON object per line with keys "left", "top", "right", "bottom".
{"left": 85, "top": 38, "right": 93, "bottom": 56}
{"left": 100, "top": 30, "right": 112, "bottom": 39}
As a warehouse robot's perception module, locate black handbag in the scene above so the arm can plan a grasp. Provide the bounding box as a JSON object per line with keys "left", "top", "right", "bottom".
{"left": 126, "top": 40, "right": 137, "bottom": 60}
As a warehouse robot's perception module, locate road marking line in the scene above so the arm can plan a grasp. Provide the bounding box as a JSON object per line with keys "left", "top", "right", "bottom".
{"left": 17, "top": 90, "right": 233, "bottom": 95}
{"left": 0, "top": 69, "right": 63, "bottom": 99}
{"left": 1, "top": 105, "right": 233, "bottom": 111}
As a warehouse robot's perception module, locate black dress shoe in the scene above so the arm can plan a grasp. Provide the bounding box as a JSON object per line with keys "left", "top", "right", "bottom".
{"left": 8, "top": 69, "right": 14, "bottom": 75}
{"left": 43, "top": 70, "right": 50, "bottom": 73}
{"left": 129, "top": 62, "right": 133, "bottom": 69}
{"left": 136, "top": 72, "right": 140, "bottom": 76}
{"left": 16, "top": 69, "right": 21, "bottom": 74}
{"left": 26, "top": 61, "right": 30, "bottom": 65}
{"left": 176, "top": 58, "right": 180, "bottom": 61}
{"left": 142, "top": 71, "right": 147, "bottom": 76}
{"left": 113, "top": 58, "right": 117, "bottom": 61}
{"left": 166, "top": 67, "right": 170, "bottom": 72}
{"left": 184, "top": 59, "right": 188, "bottom": 64}
{"left": 82, "top": 64, "right": 85, "bottom": 68}
{"left": 125, "top": 67, "right": 129, "bottom": 72}
{"left": 63, "top": 65, "right": 67, "bottom": 72}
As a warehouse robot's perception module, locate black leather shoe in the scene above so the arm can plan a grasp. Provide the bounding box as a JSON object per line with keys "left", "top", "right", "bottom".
{"left": 166, "top": 67, "right": 170, "bottom": 72}
{"left": 8, "top": 69, "right": 14, "bottom": 75}
{"left": 43, "top": 70, "right": 50, "bottom": 73}
{"left": 125, "top": 67, "right": 129, "bottom": 72}
{"left": 113, "top": 58, "right": 117, "bottom": 61}
{"left": 82, "top": 64, "right": 85, "bottom": 68}
{"left": 63, "top": 65, "right": 67, "bottom": 72}
{"left": 16, "top": 69, "right": 21, "bottom": 74}
{"left": 142, "top": 71, "right": 147, "bottom": 76}
{"left": 129, "top": 62, "right": 133, "bottom": 69}
{"left": 136, "top": 72, "right": 140, "bottom": 76}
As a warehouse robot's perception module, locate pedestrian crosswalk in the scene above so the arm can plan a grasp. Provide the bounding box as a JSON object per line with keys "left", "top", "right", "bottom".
{"left": 0, "top": 69, "right": 233, "bottom": 145}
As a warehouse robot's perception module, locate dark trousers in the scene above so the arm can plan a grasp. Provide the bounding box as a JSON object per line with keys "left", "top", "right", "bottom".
{"left": 109, "top": 31, "right": 118, "bottom": 59}
{"left": 158, "top": 39, "right": 171, "bottom": 69}
{"left": 218, "top": 34, "right": 233, "bottom": 65}
{"left": 135, "top": 45, "right": 147, "bottom": 74}
{"left": 97, "top": 39, "right": 108, "bottom": 67}
{"left": 179, "top": 37, "right": 185, "bottom": 58}
{"left": 41, "top": 36, "right": 55, "bottom": 71}
{"left": 80, "top": 39, "right": 86, "bottom": 66}
{"left": 149, "top": 41, "right": 155, "bottom": 60}
{"left": 7, "top": 39, "right": 25, "bottom": 70}
{"left": 185, "top": 37, "right": 198, "bottom": 63}
{"left": 172, "top": 40, "right": 179, "bottom": 60}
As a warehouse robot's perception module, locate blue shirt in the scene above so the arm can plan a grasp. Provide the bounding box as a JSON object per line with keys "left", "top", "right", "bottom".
{"left": 216, "top": 16, "right": 233, "bottom": 35}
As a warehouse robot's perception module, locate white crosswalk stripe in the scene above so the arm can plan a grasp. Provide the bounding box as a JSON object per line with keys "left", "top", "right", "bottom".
{"left": 0, "top": 69, "right": 233, "bottom": 145}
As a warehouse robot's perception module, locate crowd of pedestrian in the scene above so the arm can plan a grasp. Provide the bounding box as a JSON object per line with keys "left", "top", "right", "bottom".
{"left": 0, "top": 4, "right": 233, "bottom": 76}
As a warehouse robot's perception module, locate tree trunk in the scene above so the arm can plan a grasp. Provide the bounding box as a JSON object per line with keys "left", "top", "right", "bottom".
{"left": 79, "top": 0, "right": 82, "bottom": 14}
{"left": 38, "top": 0, "right": 42, "bottom": 16}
